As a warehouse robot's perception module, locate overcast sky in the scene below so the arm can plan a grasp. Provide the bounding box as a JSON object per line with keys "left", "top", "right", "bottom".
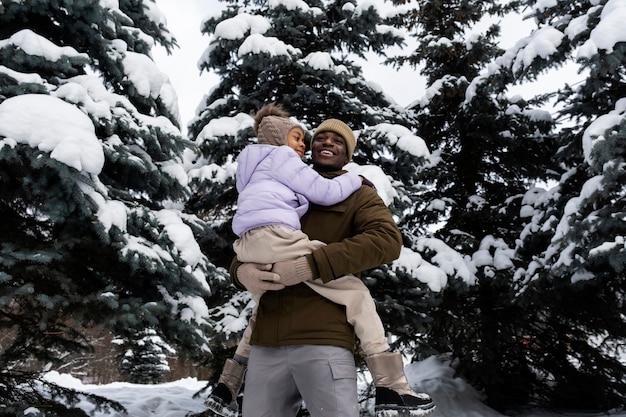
{"left": 153, "top": 0, "right": 221, "bottom": 132}
{"left": 153, "top": 0, "right": 429, "bottom": 133}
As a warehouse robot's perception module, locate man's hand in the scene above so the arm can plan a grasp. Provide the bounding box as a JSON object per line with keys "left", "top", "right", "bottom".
{"left": 271, "top": 256, "right": 313, "bottom": 286}
{"left": 359, "top": 175, "right": 376, "bottom": 189}
{"left": 237, "top": 262, "right": 285, "bottom": 295}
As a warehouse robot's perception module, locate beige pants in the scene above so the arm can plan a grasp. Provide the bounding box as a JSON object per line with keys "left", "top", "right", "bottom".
{"left": 233, "top": 224, "right": 389, "bottom": 357}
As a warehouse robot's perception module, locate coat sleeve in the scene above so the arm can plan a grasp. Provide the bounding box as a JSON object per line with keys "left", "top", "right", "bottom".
{"left": 311, "top": 186, "right": 402, "bottom": 283}
{"left": 229, "top": 256, "right": 246, "bottom": 290}
{"left": 270, "top": 147, "right": 362, "bottom": 206}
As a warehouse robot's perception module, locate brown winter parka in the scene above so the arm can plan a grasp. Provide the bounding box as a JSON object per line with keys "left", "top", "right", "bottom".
{"left": 230, "top": 170, "right": 402, "bottom": 353}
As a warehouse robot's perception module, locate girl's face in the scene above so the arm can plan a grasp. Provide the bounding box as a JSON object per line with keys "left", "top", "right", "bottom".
{"left": 287, "top": 127, "right": 306, "bottom": 158}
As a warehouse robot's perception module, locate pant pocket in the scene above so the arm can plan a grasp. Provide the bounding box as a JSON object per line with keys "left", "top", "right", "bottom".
{"left": 328, "top": 359, "right": 357, "bottom": 381}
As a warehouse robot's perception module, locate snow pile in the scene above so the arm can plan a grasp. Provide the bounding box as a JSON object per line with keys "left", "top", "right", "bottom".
{"left": 41, "top": 355, "right": 626, "bottom": 417}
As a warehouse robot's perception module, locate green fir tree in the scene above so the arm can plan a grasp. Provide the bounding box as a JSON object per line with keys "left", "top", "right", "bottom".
{"left": 0, "top": 0, "right": 222, "bottom": 414}
{"left": 508, "top": 0, "right": 626, "bottom": 408}
{"left": 116, "top": 328, "right": 175, "bottom": 385}
{"left": 385, "top": 0, "right": 561, "bottom": 409}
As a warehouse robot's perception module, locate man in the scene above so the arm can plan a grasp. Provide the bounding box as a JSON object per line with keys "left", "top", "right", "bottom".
{"left": 229, "top": 119, "right": 434, "bottom": 417}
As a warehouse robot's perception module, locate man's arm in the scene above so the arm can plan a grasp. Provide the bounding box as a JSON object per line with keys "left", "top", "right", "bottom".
{"left": 232, "top": 185, "right": 401, "bottom": 287}
{"left": 311, "top": 186, "right": 402, "bottom": 283}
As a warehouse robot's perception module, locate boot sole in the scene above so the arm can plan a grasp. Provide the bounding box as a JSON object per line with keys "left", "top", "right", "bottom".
{"left": 375, "top": 404, "right": 436, "bottom": 417}
{"left": 203, "top": 397, "right": 240, "bottom": 417}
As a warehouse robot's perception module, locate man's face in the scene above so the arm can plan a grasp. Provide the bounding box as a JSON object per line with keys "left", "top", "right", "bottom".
{"left": 310, "top": 131, "right": 349, "bottom": 171}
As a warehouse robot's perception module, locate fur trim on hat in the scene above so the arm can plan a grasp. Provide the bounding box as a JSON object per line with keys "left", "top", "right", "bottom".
{"left": 253, "top": 103, "right": 302, "bottom": 146}
{"left": 313, "top": 119, "right": 356, "bottom": 160}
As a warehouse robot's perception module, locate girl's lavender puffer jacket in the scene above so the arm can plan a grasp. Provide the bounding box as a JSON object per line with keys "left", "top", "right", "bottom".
{"left": 232, "top": 144, "right": 361, "bottom": 237}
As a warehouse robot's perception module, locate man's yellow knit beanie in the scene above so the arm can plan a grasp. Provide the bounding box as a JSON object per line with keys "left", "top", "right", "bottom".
{"left": 312, "top": 119, "right": 356, "bottom": 160}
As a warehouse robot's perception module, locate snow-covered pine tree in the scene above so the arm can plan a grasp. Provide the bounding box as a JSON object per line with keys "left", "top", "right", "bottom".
{"left": 116, "top": 328, "right": 175, "bottom": 384}
{"left": 504, "top": 0, "right": 626, "bottom": 408}
{"left": 185, "top": 0, "right": 434, "bottom": 378}
{"left": 0, "top": 1, "right": 222, "bottom": 414}
{"left": 385, "top": 0, "right": 561, "bottom": 409}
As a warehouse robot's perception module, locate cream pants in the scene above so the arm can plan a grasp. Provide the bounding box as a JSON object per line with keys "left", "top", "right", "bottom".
{"left": 233, "top": 224, "right": 389, "bottom": 357}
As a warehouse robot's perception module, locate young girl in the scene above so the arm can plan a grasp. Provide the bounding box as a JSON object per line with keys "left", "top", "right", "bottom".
{"left": 204, "top": 104, "right": 434, "bottom": 417}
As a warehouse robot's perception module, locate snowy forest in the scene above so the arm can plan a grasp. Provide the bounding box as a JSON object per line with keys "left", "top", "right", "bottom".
{"left": 1, "top": 0, "right": 625, "bottom": 415}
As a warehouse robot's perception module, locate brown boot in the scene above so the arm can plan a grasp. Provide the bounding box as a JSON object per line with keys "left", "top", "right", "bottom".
{"left": 204, "top": 358, "right": 246, "bottom": 417}
{"left": 365, "top": 352, "right": 435, "bottom": 416}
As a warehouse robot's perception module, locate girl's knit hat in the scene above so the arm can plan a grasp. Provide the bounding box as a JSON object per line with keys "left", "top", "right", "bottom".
{"left": 254, "top": 103, "right": 302, "bottom": 146}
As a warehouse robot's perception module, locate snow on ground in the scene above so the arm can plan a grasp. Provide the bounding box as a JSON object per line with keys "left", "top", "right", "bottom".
{"left": 44, "top": 355, "right": 626, "bottom": 417}
{"left": 44, "top": 372, "right": 208, "bottom": 416}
